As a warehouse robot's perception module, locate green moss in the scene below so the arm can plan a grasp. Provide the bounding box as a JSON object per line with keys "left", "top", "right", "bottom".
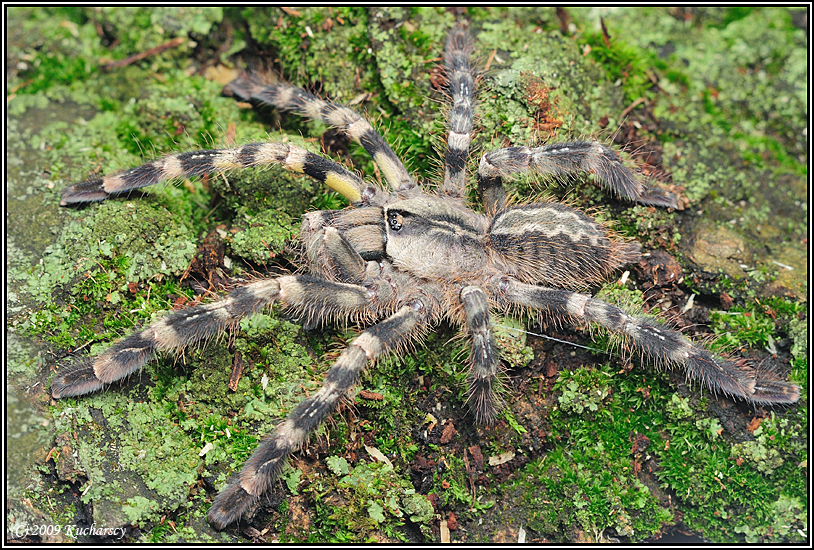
{"left": 580, "top": 23, "right": 662, "bottom": 104}
{"left": 402, "top": 492, "right": 435, "bottom": 524}
{"left": 498, "top": 351, "right": 806, "bottom": 543}
{"left": 710, "top": 297, "right": 805, "bottom": 359}
{"left": 10, "top": 6, "right": 805, "bottom": 544}
{"left": 228, "top": 207, "right": 297, "bottom": 264}
{"left": 477, "top": 21, "right": 624, "bottom": 145}
{"left": 514, "top": 449, "right": 673, "bottom": 541}
{"left": 433, "top": 453, "right": 495, "bottom": 512}
{"left": 661, "top": 407, "right": 807, "bottom": 542}
{"left": 556, "top": 367, "right": 614, "bottom": 416}
{"left": 241, "top": 7, "right": 375, "bottom": 99}
{"left": 48, "top": 311, "right": 318, "bottom": 535}
{"left": 52, "top": 392, "right": 201, "bottom": 528}
{"left": 299, "top": 461, "right": 432, "bottom": 543}
{"left": 94, "top": 7, "right": 224, "bottom": 56}
{"left": 7, "top": 8, "right": 101, "bottom": 96}
{"left": 492, "top": 316, "right": 534, "bottom": 371}
{"left": 491, "top": 356, "right": 677, "bottom": 542}
{"left": 22, "top": 199, "right": 197, "bottom": 350}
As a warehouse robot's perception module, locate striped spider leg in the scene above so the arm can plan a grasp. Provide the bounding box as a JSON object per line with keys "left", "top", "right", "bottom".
{"left": 494, "top": 277, "right": 800, "bottom": 404}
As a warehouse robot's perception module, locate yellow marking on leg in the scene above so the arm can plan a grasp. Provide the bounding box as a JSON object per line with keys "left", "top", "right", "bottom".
{"left": 325, "top": 171, "right": 362, "bottom": 202}
{"left": 374, "top": 152, "right": 403, "bottom": 189}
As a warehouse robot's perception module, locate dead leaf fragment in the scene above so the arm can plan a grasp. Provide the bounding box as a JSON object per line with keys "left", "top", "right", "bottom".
{"left": 440, "top": 520, "right": 450, "bottom": 543}
{"left": 364, "top": 444, "right": 393, "bottom": 468}
{"left": 488, "top": 450, "right": 515, "bottom": 466}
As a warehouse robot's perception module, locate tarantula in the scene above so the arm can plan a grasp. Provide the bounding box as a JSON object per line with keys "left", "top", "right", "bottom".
{"left": 51, "top": 25, "right": 799, "bottom": 530}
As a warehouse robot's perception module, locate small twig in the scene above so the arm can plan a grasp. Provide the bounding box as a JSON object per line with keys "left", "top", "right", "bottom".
{"left": 102, "top": 37, "right": 186, "bottom": 70}
{"left": 620, "top": 97, "right": 646, "bottom": 120}
{"left": 600, "top": 17, "right": 611, "bottom": 48}
{"left": 483, "top": 49, "right": 497, "bottom": 72}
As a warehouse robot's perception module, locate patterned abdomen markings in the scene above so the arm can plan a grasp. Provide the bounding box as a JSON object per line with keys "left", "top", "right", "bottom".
{"left": 488, "top": 203, "right": 640, "bottom": 288}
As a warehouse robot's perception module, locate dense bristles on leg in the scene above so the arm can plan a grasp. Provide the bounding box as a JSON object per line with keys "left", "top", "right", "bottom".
{"left": 461, "top": 286, "right": 502, "bottom": 423}
{"left": 749, "top": 360, "right": 803, "bottom": 404}
{"left": 51, "top": 279, "right": 281, "bottom": 398}
{"left": 477, "top": 156, "right": 509, "bottom": 216}
{"left": 51, "top": 276, "right": 382, "bottom": 398}
{"left": 478, "top": 141, "right": 678, "bottom": 208}
{"left": 60, "top": 142, "right": 368, "bottom": 205}
{"left": 497, "top": 278, "right": 800, "bottom": 404}
{"left": 207, "top": 301, "right": 429, "bottom": 529}
{"left": 49, "top": 357, "right": 113, "bottom": 398}
{"left": 442, "top": 25, "right": 476, "bottom": 197}
{"left": 227, "top": 79, "right": 415, "bottom": 192}
{"left": 301, "top": 207, "right": 389, "bottom": 262}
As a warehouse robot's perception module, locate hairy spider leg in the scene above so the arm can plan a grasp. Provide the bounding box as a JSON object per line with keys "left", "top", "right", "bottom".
{"left": 461, "top": 286, "right": 502, "bottom": 423}
{"left": 477, "top": 141, "right": 679, "bottom": 215}
{"left": 307, "top": 225, "right": 369, "bottom": 283}
{"left": 207, "top": 299, "right": 429, "bottom": 529}
{"left": 60, "top": 142, "right": 372, "bottom": 205}
{"left": 442, "top": 25, "right": 476, "bottom": 197}
{"left": 497, "top": 278, "right": 800, "bottom": 404}
{"left": 300, "top": 224, "right": 417, "bottom": 327}
{"left": 301, "top": 208, "right": 389, "bottom": 273}
{"left": 50, "top": 275, "right": 382, "bottom": 399}
{"left": 228, "top": 80, "right": 415, "bottom": 193}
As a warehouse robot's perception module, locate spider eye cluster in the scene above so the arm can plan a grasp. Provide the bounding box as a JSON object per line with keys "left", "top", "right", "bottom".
{"left": 387, "top": 210, "right": 403, "bottom": 232}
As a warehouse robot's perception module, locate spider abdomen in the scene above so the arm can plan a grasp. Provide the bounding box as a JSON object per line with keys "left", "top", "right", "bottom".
{"left": 488, "top": 203, "right": 639, "bottom": 288}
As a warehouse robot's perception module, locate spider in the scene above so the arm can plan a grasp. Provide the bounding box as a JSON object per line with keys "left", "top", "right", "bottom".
{"left": 51, "top": 25, "right": 800, "bottom": 531}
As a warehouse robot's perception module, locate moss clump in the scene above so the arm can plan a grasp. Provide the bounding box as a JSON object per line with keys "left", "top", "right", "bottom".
{"left": 22, "top": 200, "right": 197, "bottom": 351}
{"left": 50, "top": 311, "right": 318, "bottom": 536}
{"left": 300, "top": 461, "right": 430, "bottom": 543}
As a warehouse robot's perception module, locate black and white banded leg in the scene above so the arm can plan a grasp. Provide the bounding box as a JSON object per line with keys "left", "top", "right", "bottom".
{"left": 61, "top": 142, "right": 373, "bottom": 205}
{"left": 496, "top": 278, "right": 800, "bottom": 404}
{"left": 477, "top": 141, "right": 678, "bottom": 213}
{"left": 461, "top": 286, "right": 502, "bottom": 423}
{"left": 228, "top": 80, "right": 415, "bottom": 192}
{"left": 441, "top": 25, "right": 476, "bottom": 197}
{"left": 50, "top": 276, "right": 381, "bottom": 398}
{"left": 207, "top": 299, "right": 429, "bottom": 529}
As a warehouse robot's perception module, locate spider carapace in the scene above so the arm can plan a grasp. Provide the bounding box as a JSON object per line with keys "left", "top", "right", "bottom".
{"left": 52, "top": 25, "right": 799, "bottom": 530}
